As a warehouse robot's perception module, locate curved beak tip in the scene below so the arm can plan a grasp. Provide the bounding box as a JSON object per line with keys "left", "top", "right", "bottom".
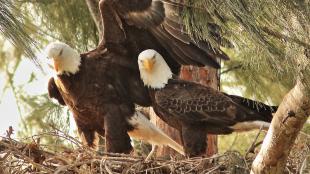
{"left": 143, "top": 59, "right": 154, "bottom": 73}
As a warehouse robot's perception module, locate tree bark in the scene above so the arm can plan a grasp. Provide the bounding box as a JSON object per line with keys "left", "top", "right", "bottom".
{"left": 84, "top": 0, "right": 103, "bottom": 40}
{"left": 251, "top": 79, "right": 310, "bottom": 174}
{"left": 150, "top": 66, "right": 218, "bottom": 157}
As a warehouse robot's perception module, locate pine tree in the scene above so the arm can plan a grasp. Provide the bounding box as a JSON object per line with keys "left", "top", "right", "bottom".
{"left": 181, "top": 1, "right": 309, "bottom": 173}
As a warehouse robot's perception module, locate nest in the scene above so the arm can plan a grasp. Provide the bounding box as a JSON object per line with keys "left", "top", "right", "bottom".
{"left": 0, "top": 128, "right": 308, "bottom": 174}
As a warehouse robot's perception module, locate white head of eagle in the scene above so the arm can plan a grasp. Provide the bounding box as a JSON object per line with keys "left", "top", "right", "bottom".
{"left": 45, "top": 42, "right": 81, "bottom": 75}
{"left": 138, "top": 49, "right": 173, "bottom": 89}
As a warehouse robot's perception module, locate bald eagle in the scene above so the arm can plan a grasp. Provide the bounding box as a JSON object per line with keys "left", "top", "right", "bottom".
{"left": 46, "top": 42, "right": 187, "bottom": 157}
{"left": 46, "top": 0, "right": 231, "bottom": 154}
{"left": 138, "top": 49, "right": 278, "bottom": 157}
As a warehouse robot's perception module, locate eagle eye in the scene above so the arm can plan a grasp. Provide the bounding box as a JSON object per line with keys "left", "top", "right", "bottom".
{"left": 58, "top": 49, "right": 63, "bottom": 56}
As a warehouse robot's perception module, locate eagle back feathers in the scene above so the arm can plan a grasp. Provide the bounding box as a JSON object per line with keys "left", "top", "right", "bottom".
{"left": 154, "top": 79, "right": 236, "bottom": 125}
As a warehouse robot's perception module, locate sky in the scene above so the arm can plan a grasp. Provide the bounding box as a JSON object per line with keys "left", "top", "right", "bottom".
{"left": 0, "top": 53, "right": 47, "bottom": 136}
{"left": 0, "top": 49, "right": 77, "bottom": 138}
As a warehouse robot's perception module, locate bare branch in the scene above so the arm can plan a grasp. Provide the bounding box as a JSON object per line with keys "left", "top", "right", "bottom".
{"left": 220, "top": 64, "right": 242, "bottom": 75}
{"left": 84, "top": 0, "right": 103, "bottom": 40}
{"left": 251, "top": 79, "right": 310, "bottom": 173}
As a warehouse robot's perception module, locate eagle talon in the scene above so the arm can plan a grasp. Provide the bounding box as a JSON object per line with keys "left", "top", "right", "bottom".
{"left": 145, "top": 144, "right": 157, "bottom": 162}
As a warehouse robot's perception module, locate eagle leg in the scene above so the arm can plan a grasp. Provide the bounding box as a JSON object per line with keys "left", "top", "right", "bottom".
{"left": 145, "top": 144, "right": 158, "bottom": 161}
{"left": 181, "top": 124, "right": 207, "bottom": 157}
{"left": 77, "top": 127, "right": 98, "bottom": 149}
{"left": 104, "top": 110, "right": 133, "bottom": 154}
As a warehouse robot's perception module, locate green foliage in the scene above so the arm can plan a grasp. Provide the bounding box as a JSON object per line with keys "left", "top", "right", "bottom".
{"left": 218, "top": 130, "right": 267, "bottom": 155}
{"left": 17, "top": 93, "right": 70, "bottom": 146}
{"left": 0, "top": 0, "right": 38, "bottom": 65}
{"left": 1, "top": 0, "right": 308, "bottom": 153}
{"left": 18, "top": 0, "right": 98, "bottom": 51}
{"left": 0, "top": 41, "right": 70, "bottom": 147}
{"left": 0, "top": 0, "right": 97, "bottom": 146}
{"left": 302, "top": 120, "right": 310, "bottom": 134}
{"left": 183, "top": 0, "right": 310, "bottom": 101}
{"left": 0, "top": 0, "right": 98, "bottom": 141}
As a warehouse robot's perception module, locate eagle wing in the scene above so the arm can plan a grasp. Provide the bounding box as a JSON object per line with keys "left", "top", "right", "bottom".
{"left": 47, "top": 77, "right": 66, "bottom": 105}
{"left": 122, "top": 0, "right": 230, "bottom": 67}
{"left": 154, "top": 80, "right": 238, "bottom": 126}
{"left": 100, "top": 0, "right": 230, "bottom": 69}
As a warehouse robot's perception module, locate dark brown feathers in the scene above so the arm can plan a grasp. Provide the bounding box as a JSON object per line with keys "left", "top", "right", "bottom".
{"left": 154, "top": 79, "right": 241, "bottom": 126}
{"left": 47, "top": 51, "right": 151, "bottom": 153}
{"left": 226, "top": 94, "right": 277, "bottom": 122}
{"left": 47, "top": 77, "right": 65, "bottom": 105}
{"left": 99, "top": 0, "right": 230, "bottom": 69}
{"left": 154, "top": 79, "right": 276, "bottom": 126}
{"left": 149, "top": 78, "right": 277, "bottom": 156}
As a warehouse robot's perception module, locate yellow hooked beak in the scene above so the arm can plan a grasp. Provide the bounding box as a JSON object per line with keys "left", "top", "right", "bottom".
{"left": 143, "top": 59, "right": 155, "bottom": 73}
{"left": 53, "top": 57, "right": 60, "bottom": 72}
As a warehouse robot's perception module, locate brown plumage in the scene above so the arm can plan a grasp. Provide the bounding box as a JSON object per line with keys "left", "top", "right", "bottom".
{"left": 138, "top": 50, "right": 277, "bottom": 157}
{"left": 46, "top": 46, "right": 185, "bottom": 155}
{"left": 47, "top": 50, "right": 147, "bottom": 153}
{"left": 149, "top": 79, "right": 277, "bottom": 156}
{"left": 47, "top": 0, "right": 231, "bottom": 154}
{"left": 98, "top": 0, "right": 230, "bottom": 69}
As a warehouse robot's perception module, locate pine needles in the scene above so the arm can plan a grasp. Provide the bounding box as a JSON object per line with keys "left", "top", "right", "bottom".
{"left": 0, "top": 0, "right": 39, "bottom": 66}
{"left": 182, "top": 0, "right": 310, "bottom": 102}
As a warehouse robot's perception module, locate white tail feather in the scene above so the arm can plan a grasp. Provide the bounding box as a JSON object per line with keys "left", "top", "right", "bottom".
{"left": 230, "top": 121, "right": 270, "bottom": 131}
{"left": 127, "top": 111, "right": 185, "bottom": 156}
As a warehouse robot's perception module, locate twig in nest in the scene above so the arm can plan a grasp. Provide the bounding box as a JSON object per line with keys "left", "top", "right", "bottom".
{"left": 103, "top": 159, "right": 114, "bottom": 174}
{"left": 0, "top": 140, "right": 53, "bottom": 173}
{"left": 202, "top": 165, "right": 222, "bottom": 174}
{"left": 6, "top": 126, "right": 14, "bottom": 138}
{"left": 54, "top": 159, "right": 93, "bottom": 173}
{"left": 100, "top": 157, "right": 105, "bottom": 174}
{"left": 245, "top": 126, "right": 263, "bottom": 157}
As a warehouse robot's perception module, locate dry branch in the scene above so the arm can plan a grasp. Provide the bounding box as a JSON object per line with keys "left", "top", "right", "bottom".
{"left": 251, "top": 79, "right": 310, "bottom": 174}
{"left": 0, "top": 131, "right": 249, "bottom": 174}
{"left": 84, "top": 0, "right": 103, "bottom": 40}
{"left": 0, "top": 127, "right": 308, "bottom": 173}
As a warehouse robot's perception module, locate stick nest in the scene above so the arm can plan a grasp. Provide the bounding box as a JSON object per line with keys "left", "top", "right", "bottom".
{"left": 0, "top": 128, "right": 308, "bottom": 174}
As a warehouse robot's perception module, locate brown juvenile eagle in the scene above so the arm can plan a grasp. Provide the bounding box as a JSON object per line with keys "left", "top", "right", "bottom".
{"left": 138, "top": 49, "right": 278, "bottom": 157}
{"left": 46, "top": 42, "right": 185, "bottom": 157}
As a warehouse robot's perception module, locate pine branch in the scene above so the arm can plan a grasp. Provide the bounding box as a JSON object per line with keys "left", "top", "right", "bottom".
{"left": 0, "top": 0, "right": 39, "bottom": 66}
{"left": 261, "top": 27, "right": 310, "bottom": 49}
{"left": 220, "top": 64, "right": 242, "bottom": 75}
{"left": 84, "top": 0, "right": 103, "bottom": 41}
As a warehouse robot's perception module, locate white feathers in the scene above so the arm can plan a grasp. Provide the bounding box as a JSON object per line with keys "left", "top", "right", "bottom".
{"left": 45, "top": 41, "right": 81, "bottom": 75}
{"left": 127, "top": 111, "right": 185, "bottom": 156}
{"left": 138, "top": 49, "right": 173, "bottom": 89}
{"left": 230, "top": 121, "right": 270, "bottom": 131}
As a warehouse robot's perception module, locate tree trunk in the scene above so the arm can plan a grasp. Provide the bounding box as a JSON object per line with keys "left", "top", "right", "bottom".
{"left": 251, "top": 79, "right": 310, "bottom": 174}
{"left": 150, "top": 66, "right": 218, "bottom": 157}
